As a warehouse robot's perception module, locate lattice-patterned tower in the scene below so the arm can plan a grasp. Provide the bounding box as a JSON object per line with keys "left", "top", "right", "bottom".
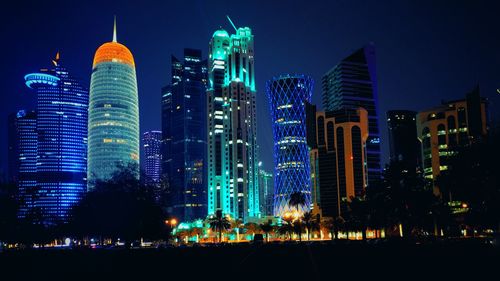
{"left": 267, "top": 74, "right": 313, "bottom": 217}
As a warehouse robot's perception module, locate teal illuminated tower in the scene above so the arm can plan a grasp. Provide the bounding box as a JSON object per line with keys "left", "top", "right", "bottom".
{"left": 207, "top": 18, "right": 260, "bottom": 221}
{"left": 88, "top": 18, "right": 140, "bottom": 187}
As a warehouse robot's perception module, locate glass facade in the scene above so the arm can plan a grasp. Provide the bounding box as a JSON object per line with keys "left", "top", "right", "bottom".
{"left": 88, "top": 23, "right": 139, "bottom": 186}
{"left": 386, "top": 110, "right": 421, "bottom": 174}
{"left": 416, "top": 86, "right": 488, "bottom": 196}
{"left": 20, "top": 54, "right": 88, "bottom": 224}
{"left": 162, "top": 49, "right": 208, "bottom": 222}
{"left": 306, "top": 105, "right": 369, "bottom": 218}
{"left": 322, "top": 44, "right": 382, "bottom": 188}
{"left": 258, "top": 168, "right": 274, "bottom": 217}
{"left": 14, "top": 110, "right": 37, "bottom": 220}
{"left": 143, "top": 130, "right": 162, "bottom": 200}
{"left": 207, "top": 25, "right": 260, "bottom": 221}
{"left": 266, "top": 74, "right": 313, "bottom": 217}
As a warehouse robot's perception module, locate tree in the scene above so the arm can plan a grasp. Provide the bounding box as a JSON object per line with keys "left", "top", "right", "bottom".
{"left": 302, "top": 211, "right": 318, "bottom": 241}
{"left": 346, "top": 197, "right": 369, "bottom": 240}
{"left": 435, "top": 128, "right": 500, "bottom": 233}
{"left": 231, "top": 218, "right": 243, "bottom": 241}
{"left": 289, "top": 192, "right": 306, "bottom": 215}
{"left": 244, "top": 222, "right": 260, "bottom": 239}
{"left": 279, "top": 216, "right": 295, "bottom": 241}
{"left": 69, "top": 163, "right": 169, "bottom": 243}
{"left": 207, "top": 210, "right": 231, "bottom": 243}
{"left": 189, "top": 227, "right": 204, "bottom": 243}
{"left": 260, "top": 220, "right": 274, "bottom": 242}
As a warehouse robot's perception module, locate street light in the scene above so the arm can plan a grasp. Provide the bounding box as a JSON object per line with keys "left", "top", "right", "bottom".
{"left": 165, "top": 218, "right": 178, "bottom": 228}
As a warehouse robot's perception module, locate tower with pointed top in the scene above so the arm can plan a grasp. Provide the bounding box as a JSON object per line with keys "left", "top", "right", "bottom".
{"left": 207, "top": 20, "right": 260, "bottom": 221}
{"left": 88, "top": 18, "right": 139, "bottom": 187}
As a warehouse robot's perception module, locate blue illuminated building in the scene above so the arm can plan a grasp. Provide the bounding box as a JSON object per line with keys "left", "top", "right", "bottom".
{"left": 322, "top": 44, "right": 382, "bottom": 187}
{"left": 21, "top": 53, "right": 89, "bottom": 224}
{"left": 143, "top": 130, "right": 162, "bottom": 202}
{"left": 162, "top": 49, "right": 208, "bottom": 222}
{"left": 14, "top": 110, "right": 37, "bottom": 219}
{"left": 267, "top": 74, "right": 313, "bottom": 217}
{"left": 143, "top": 130, "right": 162, "bottom": 185}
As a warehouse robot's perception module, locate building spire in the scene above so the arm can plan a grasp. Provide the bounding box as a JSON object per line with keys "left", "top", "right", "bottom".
{"left": 52, "top": 51, "right": 60, "bottom": 66}
{"left": 112, "top": 16, "right": 117, "bottom": 42}
{"left": 226, "top": 15, "right": 238, "bottom": 32}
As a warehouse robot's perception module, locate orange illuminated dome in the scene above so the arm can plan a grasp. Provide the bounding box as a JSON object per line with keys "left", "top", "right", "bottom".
{"left": 93, "top": 42, "right": 135, "bottom": 68}
{"left": 92, "top": 17, "right": 135, "bottom": 68}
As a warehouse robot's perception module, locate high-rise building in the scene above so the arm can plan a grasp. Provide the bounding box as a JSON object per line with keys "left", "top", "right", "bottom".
{"left": 207, "top": 23, "right": 260, "bottom": 221}
{"left": 387, "top": 110, "right": 421, "bottom": 174}
{"left": 162, "top": 49, "right": 208, "bottom": 222}
{"left": 143, "top": 131, "right": 162, "bottom": 184}
{"left": 416, "top": 86, "right": 488, "bottom": 196}
{"left": 306, "top": 103, "right": 369, "bottom": 218}
{"left": 20, "top": 53, "right": 88, "bottom": 223}
{"left": 267, "top": 74, "right": 313, "bottom": 217}
{"left": 257, "top": 166, "right": 273, "bottom": 217}
{"left": 7, "top": 113, "right": 19, "bottom": 184}
{"left": 88, "top": 18, "right": 140, "bottom": 187}
{"left": 14, "top": 110, "right": 37, "bottom": 219}
{"left": 322, "top": 44, "right": 382, "bottom": 188}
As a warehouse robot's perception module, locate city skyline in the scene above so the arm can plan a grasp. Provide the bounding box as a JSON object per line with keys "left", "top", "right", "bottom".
{"left": 1, "top": 1, "right": 499, "bottom": 178}
{"left": 1, "top": 2, "right": 500, "bottom": 277}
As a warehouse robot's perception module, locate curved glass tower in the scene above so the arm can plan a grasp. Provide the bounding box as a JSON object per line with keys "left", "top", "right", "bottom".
{"left": 88, "top": 19, "right": 139, "bottom": 186}
{"left": 22, "top": 53, "right": 88, "bottom": 224}
{"left": 266, "top": 74, "right": 313, "bottom": 217}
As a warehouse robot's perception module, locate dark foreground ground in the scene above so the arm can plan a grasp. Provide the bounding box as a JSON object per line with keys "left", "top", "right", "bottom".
{"left": 1, "top": 239, "right": 499, "bottom": 280}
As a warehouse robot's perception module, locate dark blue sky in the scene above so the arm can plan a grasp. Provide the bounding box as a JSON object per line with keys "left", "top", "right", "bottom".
{"left": 1, "top": 0, "right": 499, "bottom": 176}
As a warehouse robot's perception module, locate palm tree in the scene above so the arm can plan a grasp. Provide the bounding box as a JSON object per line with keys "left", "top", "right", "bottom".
{"left": 207, "top": 210, "right": 231, "bottom": 243}
{"left": 302, "top": 211, "right": 318, "bottom": 241}
{"left": 189, "top": 227, "right": 204, "bottom": 243}
{"left": 231, "top": 218, "right": 243, "bottom": 241}
{"left": 244, "top": 222, "right": 260, "bottom": 240}
{"left": 320, "top": 217, "right": 335, "bottom": 240}
{"left": 289, "top": 191, "right": 306, "bottom": 215}
{"left": 293, "top": 220, "right": 304, "bottom": 242}
{"left": 279, "top": 216, "right": 295, "bottom": 241}
{"left": 175, "top": 230, "right": 189, "bottom": 244}
{"left": 260, "top": 220, "right": 274, "bottom": 242}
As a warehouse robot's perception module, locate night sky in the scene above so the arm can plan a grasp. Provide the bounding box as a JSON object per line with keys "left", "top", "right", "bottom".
{"left": 1, "top": 0, "right": 499, "bottom": 176}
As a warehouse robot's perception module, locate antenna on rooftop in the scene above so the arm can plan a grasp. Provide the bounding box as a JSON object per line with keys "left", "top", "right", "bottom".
{"left": 226, "top": 15, "right": 238, "bottom": 32}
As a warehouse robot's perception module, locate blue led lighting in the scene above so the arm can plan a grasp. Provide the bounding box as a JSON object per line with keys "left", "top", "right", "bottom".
{"left": 24, "top": 73, "right": 60, "bottom": 89}
{"left": 266, "top": 74, "right": 314, "bottom": 217}
{"left": 18, "top": 62, "right": 88, "bottom": 224}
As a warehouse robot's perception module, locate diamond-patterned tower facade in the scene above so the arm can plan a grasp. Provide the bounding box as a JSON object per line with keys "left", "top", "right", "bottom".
{"left": 267, "top": 74, "right": 313, "bottom": 217}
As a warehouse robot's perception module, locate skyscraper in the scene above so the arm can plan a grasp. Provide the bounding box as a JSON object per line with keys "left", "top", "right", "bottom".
{"left": 322, "top": 44, "right": 382, "bottom": 188}
{"left": 143, "top": 131, "right": 162, "bottom": 184}
{"left": 88, "top": 18, "right": 140, "bottom": 187}
{"left": 21, "top": 53, "right": 89, "bottom": 223}
{"left": 14, "top": 110, "right": 37, "bottom": 219}
{"left": 267, "top": 74, "right": 313, "bottom": 217}
{"left": 416, "top": 86, "right": 488, "bottom": 196}
{"left": 7, "top": 113, "right": 19, "bottom": 184}
{"left": 207, "top": 21, "right": 260, "bottom": 221}
{"left": 387, "top": 110, "right": 421, "bottom": 174}
{"left": 258, "top": 167, "right": 273, "bottom": 217}
{"left": 306, "top": 104, "right": 369, "bottom": 218}
{"left": 162, "top": 49, "right": 208, "bottom": 222}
